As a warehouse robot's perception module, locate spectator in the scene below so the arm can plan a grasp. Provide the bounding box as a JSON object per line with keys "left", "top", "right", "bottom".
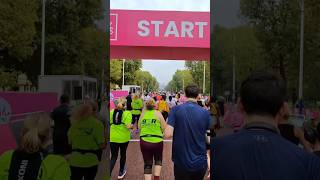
{"left": 0, "top": 113, "right": 70, "bottom": 180}
{"left": 211, "top": 72, "right": 320, "bottom": 180}
{"left": 304, "top": 123, "right": 320, "bottom": 157}
{"left": 277, "top": 101, "right": 312, "bottom": 151}
{"left": 165, "top": 85, "right": 212, "bottom": 180}
{"left": 51, "top": 94, "right": 72, "bottom": 155}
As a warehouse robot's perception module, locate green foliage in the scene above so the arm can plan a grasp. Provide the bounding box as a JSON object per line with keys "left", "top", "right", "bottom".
{"left": 185, "top": 61, "right": 211, "bottom": 94}
{"left": 123, "top": 60, "right": 142, "bottom": 85}
{"left": 110, "top": 60, "right": 122, "bottom": 83}
{"left": 239, "top": 0, "right": 320, "bottom": 101}
{"left": 166, "top": 70, "right": 195, "bottom": 92}
{"left": 0, "top": 68, "right": 18, "bottom": 90}
{"left": 0, "top": 0, "right": 106, "bottom": 86}
{"left": 134, "top": 70, "right": 159, "bottom": 92}
{"left": 0, "top": 0, "right": 38, "bottom": 60}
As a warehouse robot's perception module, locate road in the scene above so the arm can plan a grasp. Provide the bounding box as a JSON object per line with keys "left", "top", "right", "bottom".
{"left": 110, "top": 140, "right": 174, "bottom": 180}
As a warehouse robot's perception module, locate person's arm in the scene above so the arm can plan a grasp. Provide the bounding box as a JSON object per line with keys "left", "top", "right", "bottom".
{"left": 164, "top": 108, "right": 175, "bottom": 138}
{"left": 295, "top": 127, "right": 313, "bottom": 152}
{"left": 124, "top": 111, "right": 133, "bottom": 129}
{"left": 94, "top": 121, "right": 106, "bottom": 149}
{"left": 138, "top": 111, "right": 145, "bottom": 130}
{"left": 156, "top": 111, "right": 167, "bottom": 131}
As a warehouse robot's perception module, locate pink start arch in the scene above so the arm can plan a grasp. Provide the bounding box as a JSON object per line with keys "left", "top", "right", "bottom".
{"left": 110, "top": 9, "right": 210, "bottom": 60}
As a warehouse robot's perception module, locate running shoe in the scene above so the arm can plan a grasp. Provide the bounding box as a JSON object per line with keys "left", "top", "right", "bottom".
{"left": 118, "top": 169, "right": 127, "bottom": 179}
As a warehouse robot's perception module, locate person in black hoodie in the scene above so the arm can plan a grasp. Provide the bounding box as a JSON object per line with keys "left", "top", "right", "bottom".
{"left": 51, "top": 94, "right": 72, "bottom": 155}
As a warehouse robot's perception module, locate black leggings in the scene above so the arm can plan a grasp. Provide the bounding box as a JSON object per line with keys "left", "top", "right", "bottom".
{"left": 132, "top": 114, "right": 141, "bottom": 125}
{"left": 110, "top": 142, "right": 129, "bottom": 175}
{"left": 70, "top": 165, "right": 98, "bottom": 180}
{"left": 140, "top": 139, "right": 163, "bottom": 174}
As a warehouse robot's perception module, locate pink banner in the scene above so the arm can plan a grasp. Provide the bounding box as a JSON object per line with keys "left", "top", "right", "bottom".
{"left": 110, "top": 10, "right": 210, "bottom": 48}
{"left": 111, "top": 90, "right": 129, "bottom": 100}
{"left": 0, "top": 92, "right": 58, "bottom": 154}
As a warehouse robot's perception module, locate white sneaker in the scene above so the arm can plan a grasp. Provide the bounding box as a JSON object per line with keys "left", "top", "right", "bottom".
{"left": 118, "top": 170, "right": 126, "bottom": 179}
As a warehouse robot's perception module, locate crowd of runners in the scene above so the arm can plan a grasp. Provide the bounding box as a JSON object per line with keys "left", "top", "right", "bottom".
{"left": 110, "top": 89, "right": 220, "bottom": 180}
{"left": 2, "top": 72, "right": 320, "bottom": 180}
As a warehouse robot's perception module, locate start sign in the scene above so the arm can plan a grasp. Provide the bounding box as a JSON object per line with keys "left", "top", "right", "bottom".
{"left": 110, "top": 10, "right": 210, "bottom": 48}
{"left": 137, "top": 20, "right": 208, "bottom": 38}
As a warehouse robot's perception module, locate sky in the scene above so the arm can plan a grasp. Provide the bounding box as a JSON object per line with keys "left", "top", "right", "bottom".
{"left": 110, "top": 0, "right": 210, "bottom": 88}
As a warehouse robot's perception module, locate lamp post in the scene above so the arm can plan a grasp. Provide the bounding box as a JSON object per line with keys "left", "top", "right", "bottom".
{"left": 298, "top": 0, "right": 304, "bottom": 101}
{"left": 122, "top": 59, "right": 125, "bottom": 87}
{"left": 40, "top": 0, "right": 46, "bottom": 76}
{"left": 203, "top": 61, "right": 206, "bottom": 94}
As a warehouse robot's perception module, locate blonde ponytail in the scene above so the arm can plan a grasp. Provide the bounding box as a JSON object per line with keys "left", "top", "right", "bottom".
{"left": 21, "top": 112, "right": 51, "bottom": 153}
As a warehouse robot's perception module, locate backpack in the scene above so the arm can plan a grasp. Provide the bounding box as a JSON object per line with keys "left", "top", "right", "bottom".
{"left": 158, "top": 100, "right": 169, "bottom": 112}
{"left": 9, "top": 150, "right": 47, "bottom": 180}
{"left": 112, "top": 109, "right": 124, "bottom": 125}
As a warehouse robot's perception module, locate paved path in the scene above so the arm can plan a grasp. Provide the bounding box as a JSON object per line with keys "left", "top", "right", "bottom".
{"left": 110, "top": 140, "right": 174, "bottom": 180}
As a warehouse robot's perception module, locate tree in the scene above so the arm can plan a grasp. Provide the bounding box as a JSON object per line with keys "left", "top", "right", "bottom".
{"left": 134, "top": 70, "right": 159, "bottom": 92}
{"left": 240, "top": 0, "right": 320, "bottom": 101}
{"left": 110, "top": 60, "right": 122, "bottom": 84}
{"left": 166, "top": 70, "right": 195, "bottom": 92}
{"left": 122, "top": 60, "right": 142, "bottom": 85}
{"left": 0, "top": 0, "right": 38, "bottom": 60}
{"left": 185, "top": 61, "right": 211, "bottom": 94}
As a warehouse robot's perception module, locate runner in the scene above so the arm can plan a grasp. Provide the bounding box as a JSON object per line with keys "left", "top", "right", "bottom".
{"left": 139, "top": 99, "right": 167, "bottom": 180}
{"left": 110, "top": 98, "right": 133, "bottom": 179}
{"left": 68, "top": 104, "right": 105, "bottom": 180}
{"left": 167, "top": 96, "right": 177, "bottom": 109}
{"left": 157, "top": 95, "right": 170, "bottom": 120}
{"left": 131, "top": 93, "right": 143, "bottom": 131}
{"left": 0, "top": 112, "right": 71, "bottom": 180}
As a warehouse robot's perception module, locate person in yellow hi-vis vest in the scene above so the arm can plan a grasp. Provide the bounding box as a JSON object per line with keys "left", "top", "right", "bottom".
{"left": 110, "top": 98, "right": 133, "bottom": 179}
{"left": 0, "top": 112, "right": 70, "bottom": 180}
{"left": 68, "top": 104, "right": 105, "bottom": 180}
{"left": 131, "top": 93, "right": 143, "bottom": 131}
{"left": 139, "top": 99, "right": 167, "bottom": 180}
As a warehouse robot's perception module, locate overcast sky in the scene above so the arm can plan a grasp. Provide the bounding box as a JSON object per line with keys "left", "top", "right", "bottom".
{"left": 110, "top": 0, "right": 210, "bottom": 88}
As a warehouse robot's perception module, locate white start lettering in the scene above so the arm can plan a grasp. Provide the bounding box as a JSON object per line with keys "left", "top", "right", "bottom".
{"left": 137, "top": 20, "right": 208, "bottom": 38}
{"left": 18, "top": 160, "right": 28, "bottom": 180}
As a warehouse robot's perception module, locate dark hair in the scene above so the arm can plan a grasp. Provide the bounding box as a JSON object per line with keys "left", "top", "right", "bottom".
{"left": 169, "top": 96, "right": 173, "bottom": 101}
{"left": 240, "top": 71, "right": 286, "bottom": 117}
{"left": 60, "top": 94, "right": 70, "bottom": 104}
{"left": 185, "top": 85, "right": 200, "bottom": 98}
{"left": 162, "top": 95, "right": 166, "bottom": 101}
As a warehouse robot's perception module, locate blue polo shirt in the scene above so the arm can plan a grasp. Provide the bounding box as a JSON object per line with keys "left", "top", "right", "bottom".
{"left": 168, "top": 101, "right": 211, "bottom": 171}
{"left": 211, "top": 125, "right": 320, "bottom": 180}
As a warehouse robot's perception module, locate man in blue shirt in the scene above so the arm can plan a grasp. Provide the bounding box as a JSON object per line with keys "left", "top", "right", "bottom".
{"left": 165, "top": 85, "right": 212, "bottom": 180}
{"left": 211, "top": 72, "right": 320, "bottom": 180}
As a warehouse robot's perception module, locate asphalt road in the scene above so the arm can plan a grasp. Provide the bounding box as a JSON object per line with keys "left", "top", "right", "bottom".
{"left": 110, "top": 140, "right": 174, "bottom": 180}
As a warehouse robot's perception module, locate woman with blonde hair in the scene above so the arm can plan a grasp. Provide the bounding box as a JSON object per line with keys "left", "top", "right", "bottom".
{"left": 110, "top": 97, "right": 133, "bottom": 179}
{"left": 139, "top": 99, "right": 167, "bottom": 180}
{"left": 0, "top": 112, "right": 71, "bottom": 180}
{"left": 68, "top": 104, "right": 105, "bottom": 180}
